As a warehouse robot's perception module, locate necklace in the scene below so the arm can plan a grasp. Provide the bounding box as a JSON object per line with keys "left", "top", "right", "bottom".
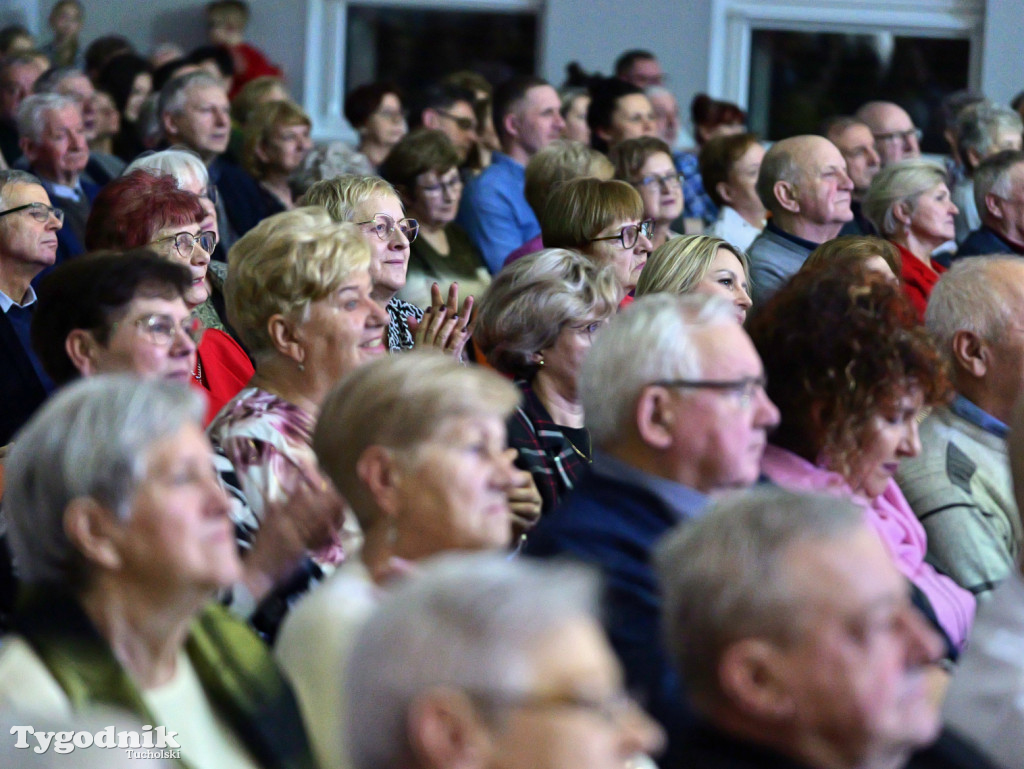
{"left": 193, "top": 357, "right": 203, "bottom": 384}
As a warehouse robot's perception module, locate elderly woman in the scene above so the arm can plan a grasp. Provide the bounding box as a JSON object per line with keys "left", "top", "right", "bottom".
{"left": 700, "top": 132, "right": 766, "bottom": 251}
{"left": 635, "top": 235, "right": 752, "bottom": 323}
{"left": 540, "top": 177, "right": 652, "bottom": 301}
{"left": 242, "top": 100, "right": 313, "bottom": 212}
{"left": 611, "top": 136, "right": 684, "bottom": 250}
{"left": 303, "top": 174, "right": 473, "bottom": 355}
{"left": 475, "top": 249, "right": 620, "bottom": 516}
{"left": 800, "top": 234, "right": 902, "bottom": 282}
{"left": 85, "top": 169, "right": 253, "bottom": 422}
{"left": 0, "top": 376, "right": 318, "bottom": 768}
{"left": 747, "top": 262, "right": 975, "bottom": 653}
{"left": 343, "top": 81, "right": 407, "bottom": 169}
{"left": 275, "top": 351, "right": 521, "bottom": 769}
{"left": 379, "top": 128, "right": 490, "bottom": 309}
{"left": 863, "top": 159, "right": 958, "bottom": 319}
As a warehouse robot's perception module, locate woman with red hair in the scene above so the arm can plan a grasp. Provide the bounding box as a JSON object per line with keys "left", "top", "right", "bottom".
{"left": 85, "top": 170, "right": 253, "bottom": 421}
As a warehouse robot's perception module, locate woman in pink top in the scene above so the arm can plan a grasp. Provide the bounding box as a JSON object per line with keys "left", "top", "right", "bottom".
{"left": 747, "top": 261, "right": 975, "bottom": 652}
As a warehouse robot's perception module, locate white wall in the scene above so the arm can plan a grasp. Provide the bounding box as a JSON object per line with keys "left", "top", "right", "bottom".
{"left": 979, "top": 0, "right": 1020, "bottom": 104}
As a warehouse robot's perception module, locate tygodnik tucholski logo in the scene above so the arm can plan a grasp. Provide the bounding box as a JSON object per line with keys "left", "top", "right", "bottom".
{"left": 10, "top": 724, "right": 182, "bottom": 758}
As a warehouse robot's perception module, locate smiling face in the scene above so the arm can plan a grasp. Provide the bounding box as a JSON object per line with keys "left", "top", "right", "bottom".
{"left": 633, "top": 151, "right": 684, "bottom": 225}
{"left": 351, "top": 192, "right": 410, "bottom": 302}
{"left": 583, "top": 217, "right": 652, "bottom": 293}
{"left": 694, "top": 248, "right": 752, "bottom": 324}
{"left": 906, "top": 183, "right": 957, "bottom": 249}
{"left": 842, "top": 388, "right": 923, "bottom": 499}
{"left": 149, "top": 220, "right": 211, "bottom": 308}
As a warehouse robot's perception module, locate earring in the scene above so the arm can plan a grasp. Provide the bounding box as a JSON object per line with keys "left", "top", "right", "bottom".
{"left": 536, "top": 355, "right": 544, "bottom": 367}
{"left": 298, "top": 362, "right": 305, "bottom": 372}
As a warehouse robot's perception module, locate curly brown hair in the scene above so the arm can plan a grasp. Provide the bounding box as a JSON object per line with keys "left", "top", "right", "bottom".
{"left": 747, "top": 261, "right": 951, "bottom": 477}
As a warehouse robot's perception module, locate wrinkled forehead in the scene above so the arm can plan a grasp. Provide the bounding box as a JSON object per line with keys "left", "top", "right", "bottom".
{"left": 874, "top": 104, "right": 914, "bottom": 131}
{"left": 185, "top": 84, "right": 228, "bottom": 108}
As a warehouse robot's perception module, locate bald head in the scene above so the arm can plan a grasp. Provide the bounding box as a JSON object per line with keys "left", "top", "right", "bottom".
{"left": 856, "top": 101, "right": 920, "bottom": 166}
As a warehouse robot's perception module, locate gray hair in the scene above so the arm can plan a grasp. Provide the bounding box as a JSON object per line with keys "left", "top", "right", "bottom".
{"left": 158, "top": 70, "right": 224, "bottom": 121}
{"left": 581, "top": 292, "right": 736, "bottom": 447}
{"left": 125, "top": 146, "right": 210, "bottom": 189}
{"left": 862, "top": 158, "right": 948, "bottom": 237}
{"left": 3, "top": 375, "right": 206, "bottom": 586}
{"left": 655, "top": 487, "right": 864, "bottom": 713}
{"left": 32, "top": 65, "right": 83, "bottom": 94}
{"left": 345, "top": 553, "right": 599, "bottom": 769}
{"left": 16, "top": 92, "right": 78, "bottom": 141}
{"left": 755, "top": 140, "right": 800, "bottom": 216}
{"left": 956, "top": 101, "right": 1023, "bottom": 167}
{"left": 973, "top": 149, "right": 1024, "bottom": 219}
{"left": 0, "top": 169, "right": 41, "bottom": 208}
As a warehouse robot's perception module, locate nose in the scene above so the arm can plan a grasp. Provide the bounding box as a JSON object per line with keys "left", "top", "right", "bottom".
{"left": 214, "top": 107, "right": 228, "bottom": 127}
{"left": 192, "top": 239, "right": 212, "bottom": 267}
{"left": 619, "top": 703, "right": 666, "bottom": 760}
{"left": 636, "top": 232, "right": 653, "bottom": 254}
{"left": 755, "top": 387, "right": 781, "bottom": 429}
{"left": 389, "top": 226, "right": 410, "bottom": 249}
{"left": 838, "top": 168, "right": 854, "bottom": 190}
{"left": 899, "top": 418, "right": 921, "bottom": 459}
{"left": 736, "top": 285, "right": 753, "bottom": 310}
{"left": 365, "top": 296, "right": 390, "bottom": 328}
{"left": 490, "top": 446, "right": 518, "bottom": 493}
{"left": 172, "top": 323, "right": 199, "bottom": 356}
{"left": 867, "top": 146, "right": 881, "bottom": 167}
{"left": 552, "top": 111, "right": 566, "bottom": 134}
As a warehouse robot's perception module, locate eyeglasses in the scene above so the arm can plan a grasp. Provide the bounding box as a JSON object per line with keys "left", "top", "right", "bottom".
{"left": 633, "top": 171, "right": 684, "bottom": 190}
{"left": 356, "top": 213, "right": 419, "bottom": 244}
{"left": 150, "top": 230, "right": 217, "bottom": 259}
{"left": 589, "top": 219, "right": 654, "bottom": 250}
{"left": 435, "top": 109, "right": 477, "bottom": 132}
{"left": 418, "top": 176, "right": 463, "bottom": 197}
{"left": 467, "top": 688, "right": 642, "bottom": 726}
{"left": 872, "top": 128, "right": 922, "bottom": 145}
{"left": 111, "top": 313, "right": 205, "bottom": 347}
{"left": 0, "top": 202, "right": 64, "bottom": 224}
{"left": 374, "top": 108, "right": 408, "bottom": 124}
{"left": 650, "top": 376, "right": 767, "bottom": 408}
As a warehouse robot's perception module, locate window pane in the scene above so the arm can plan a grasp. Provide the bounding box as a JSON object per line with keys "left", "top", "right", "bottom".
{"left": 748, "top": 30, "right": 970, "bottom": 153}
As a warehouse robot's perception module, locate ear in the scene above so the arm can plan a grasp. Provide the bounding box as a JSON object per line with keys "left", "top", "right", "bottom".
{"left": 715, "top": 180, "right": 735, "bottom": 207}
{"left": 65, "top": 329, "right": 102, "bottom": 377}
{"left": 161, "top": 111, "right": 179, "bottom": 142}
{"left": 984, "top": 192, "right": 1005, "bottom": 221}
{"left": 503, "top": 110, "right": 520, "bottom": 142}
{"left": 951, "top": 329, "right": 988, "bottom": 379}
{"left": 355, "top": 445, "right": 404, "bottom": 520}
{"left": 63, "top": 496, "right": 123, "bottom": 572}
{"left": 773, "top": 180, "right": 800, "bottom": 214}
{"left": 422, "top": 109, "right": 441, "bottom": 130}
{"left": 18, "top": 136, "right": 37, "bottom": 164}
{"left": 265, "top": 313, "right": 304, "bottom": 366}
{"left": 965, "top": 147, "right": 982, "bottom": 170}
{"left": 253, "top": 140, "right": 271, "bottom": 165}
{"left": 634, "top": 386, "right": 676, "bottom": 449}
{"left": 718, "top": 638, "right": 796, "bottom": 722}
{"left": 892, "top": 199, "right": 914, "bottom": 228}
{"left": 407, "top": 688, "right": 491, "bottom": 769}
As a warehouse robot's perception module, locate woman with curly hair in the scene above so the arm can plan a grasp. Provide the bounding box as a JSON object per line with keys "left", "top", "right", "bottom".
{"left": 747, "top": 261, "right": 975, "bottom": 652}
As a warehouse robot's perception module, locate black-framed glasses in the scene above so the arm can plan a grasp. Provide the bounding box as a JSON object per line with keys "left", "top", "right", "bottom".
{"left": 650, "top": 376, "right": 767, "bottom": 408}
{"left": 633, "top": 171, "right": 684, "bottom": 190}
{"left": 435, "top": 109, "right": 477, "bottom": 132}
{"left": 111, "top": 313, "right": 205, "bottom": 347}
{"left": 872, "top": 128, "right": 922, "bottom": 145}
{"left": 150, "top": 230, "right": 217, "bottom": 259}
{"left": 0, "top": 202, "right": 64, "bottom": 224}
{"left": 418, "top": 175, "right": 463, "bottom": 197}
{"left": 589, "top": 219, "right": 654, "bottom": 250}
{"left": 466, "top": 688, "right": 642, "bottom": 726}
{"left": 356, "top": 213, "right": 419, "bottom": 244}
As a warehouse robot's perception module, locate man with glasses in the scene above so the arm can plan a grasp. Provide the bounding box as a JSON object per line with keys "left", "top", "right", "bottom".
{"left": 0, "top": 169, "right": 63, "bottom": 444}
{"left": 526, "top": 293, "right": 779, "bottom": 767}
{"left": 614, "top": 49, "right": 666, "bottom": 90}
{"left": 959, "top": 149, "right": 1024, "bottom": 257}
{"left": 856, "top": 100, "right": 922, "bottom": 167}
{"left": 412, "top": 82, "right": 479, "bottom": 164}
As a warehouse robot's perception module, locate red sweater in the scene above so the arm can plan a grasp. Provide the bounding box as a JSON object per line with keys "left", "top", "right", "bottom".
{"left": 893, "top": 242, "right": 945, "bottom": 321}
{"left": 191, "top": 328, "right": 254, "bottom": 424}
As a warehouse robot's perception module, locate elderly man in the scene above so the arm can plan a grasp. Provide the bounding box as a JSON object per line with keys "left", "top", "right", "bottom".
{"left": 615, "top": 49, "right": 665, "bottom": 89}
{"left": 17, "top": 93, "right": 93, "bottom": 263}
{"left": 958, "top": 149, "right": 1024, "bottom": 257}
{"left": 824, "top": 116, "right": 881, "bottom": 235}
{"left": 412, "top": 82, "right": 479, "bottom": 163}
{"left": 0, "top": 169, "right": 61, "bottom": 444}
{"left": 856, "top": 100, "right": 922, "bottom": 166}
{"left": 457, "top": 75, "right": 564, "bottom": 272}
{"left": 746, "top": 135, "right": 853, "bottom": 305}
{"left": 159, "top": 70, "right": 269, "bottom": 257}
{"left": 896, "top": 257, "right": 1024, "bottom": 600}
{"left": 525, "top": 293, "right": 779, "bottom": 765}
{"left": 648, "top": 86, "right": 682, "bottom": 148}
{"left": 656, "top": 487, "right": 966, "bottom": 769}
{"left": 0, "top": 54, "right": 45, "bottom": 164}
{"left": 347, "top": 554, "right": 664, "bottom": 769}
{"left": 950, "top": 103, "right": 1023, "bottom": 244}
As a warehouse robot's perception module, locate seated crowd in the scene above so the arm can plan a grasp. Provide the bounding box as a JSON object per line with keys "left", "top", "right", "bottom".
{"left": 3, "top": 7, "right": 1024, "bottom": 769}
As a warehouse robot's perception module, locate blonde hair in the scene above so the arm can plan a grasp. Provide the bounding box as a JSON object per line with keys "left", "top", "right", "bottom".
{"left": 241, "top": 99, "right": 311, "bottom": 178}
{"left": 301, "top": 174, "right": 399, "bottom": 222}
{"left": 313, "top": 351, "right": 520, "bottom": 527}
{"left": 231, "top": 75, "right": 287, "bottom": 125}
{"left": 524, "top": 140, "right": 614, "bottom": 218}
{"left": 636, "top": 235, "right": 750, "bottom": 298}
{"left": 225, "top": 206, "right": 371, "bottom": 358}
{"left": 862, "top": 159, "right": 948, "bottom": 238}
{"left": 540, "top": 177, "right": 643, "bottom": 251}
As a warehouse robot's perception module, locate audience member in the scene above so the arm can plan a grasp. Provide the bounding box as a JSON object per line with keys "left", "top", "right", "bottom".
{"left": 344, "top": 81, "right": 407, "bottom": 169}
{"left": 475, "top": 249, "right": 620, "bottom": 516}
{"left": 615, "top": 49, "right": 665, "bottom": 88}
{"left": 897, "top": 257, "right": 1024, "bottom": 599}
{"left": 958, "top": 149, "right": 1024, "bottom": 257}
{"left": 748, "top": 263, "right": 975, "bottom": 652}
{"left": 635, "top": 235, "right": 752, "bottom": 323}
{"left": 0, "top": 169, "right": 60, "bottom": 444}
{"left": 856, "top": 100, "right": 922, "bottom": 166}
{"left": 824, "top": 116, "right": 881, "bottom": 235}
{"left": 410, "top": 82, "right": 479, "bottom": 164}
{"left": 611, "top": 136, "right": 684, "bottom": 249}
{"left": 800, "top": 234, "right": 901, "bottom": 282}
{"left": 379, "top": 128, "right": 490, "bottom": 309}
{"left": 0, "top": 25, "right": 35, "bottom": 58}
{"left": 862, "top": 159, "right": 956, "bottom": 318}
{"left": 587, "top": 77, "right": 656, "bottom": 155}
{"left": 526, "top": 293, "right": 779, "bottom": 765}
{"left": 186, "top": 44, "right": 235, "bottom": 94}
{"left": 441, "top": 69, "right": 499, "bottom": 174}
{"left": 699, "top": 132, "right": 766, "bottom": 251}
{"left": 0, "top": 54, "right": 46, "bottom": 165}
{"left": 559, "top": 86, "right": 590, "bottom": 145}
{"left": 747, "top": 135, "right": 853, "bottom": 305}
{"left": 90, "top": 90, "right": 120, "bottom": 160}
{"left": 205, "top": 0, "right": 284, "bottom": 97}
{"left": 457, "top": 75, "right": 564, "bottom": 272}
{"left": 0, "top": 375, "right": 318, "bottom": 769}
{"left": 82, "top": 34, "right": 133, "bottom": 82}
{"left": 676, "top": 94, "right": 746, "bottom": 229}
{"left": 648, "top": 86, "right": 681, "bottom": 148}
{"left": 95, "top": 52, "right": 153, "bottom": 162}
{"left": 345, "top": 555, "right": 664, "bottom": 769}
{"left": 276, "top": 353, "right": 521, "bottom": 769}
{"left": 39, "top": 0, "right": 83, "bottom": 68}
{"left": 241, "top": 99, "right": 313, "bottom": 211}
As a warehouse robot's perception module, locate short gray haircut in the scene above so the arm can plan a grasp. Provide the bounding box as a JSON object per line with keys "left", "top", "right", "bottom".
{"left": 158, "top": 70, "right": 225, "bottom": 121}
{"left": 125, "top": 146, "right": 210, "bottom": 190}
{"left": 0, "top": 169, "right": 41, "bottom": 208}
{"left": 345, "top": 553, "right": 599, "bottom": 769}
{"left": 32, "top": 65, "right": 83, "bottom": 95}
{"left": 925, "top": 256, "right": 1024, "bottom": 368}
{"left": 655, "top": 487, "right": 864, "bottom": 713}
{"left": 16, "top": 92, "right": 78, "bottom": 141}
{"left": 973, "top": 149, "right": 1024, "bottom": 218}
{"left": 862, "top": 158, "right": 948, "bottom": 237}
{"left": 3, "top": 375, "right": 206, "bottom": 586}
{"left": 755, "top": 140, "right": 800, "bottom": 215}
{"left": 956, "top": 101, "right": 1023, "bottom": 166}
{"left": 581, "top": 292, "right": 736, "bottom": 447}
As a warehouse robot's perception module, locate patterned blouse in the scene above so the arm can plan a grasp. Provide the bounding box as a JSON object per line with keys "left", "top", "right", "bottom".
{"left": 386, "top": 296, "right": 423, "bottom": 352}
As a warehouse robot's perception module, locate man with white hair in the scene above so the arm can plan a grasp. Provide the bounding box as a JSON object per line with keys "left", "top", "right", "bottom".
{"left": 856, "top": 100, "right": 922, "bottom": 166}
{"left": 958, "top": 150, "right": 1024, "bottom": 258}
{"left": 897, "top": 257, "right": 1024, "bottom": 600}
{"left": 525, "top": 293, "right": 779, "bottom": 765}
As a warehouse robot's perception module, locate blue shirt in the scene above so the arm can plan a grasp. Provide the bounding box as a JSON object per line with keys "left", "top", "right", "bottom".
{"left": 950, "top": 394, "right": 1008, "bottom": 439}
{"left": 674, "top": 149, "right": 718, "bottom": 225}
{"left": 456, "top": 152, "right": 539, "bottom": 274}
{"left": 591, "top": 450, "right": 708, "bottom": 522}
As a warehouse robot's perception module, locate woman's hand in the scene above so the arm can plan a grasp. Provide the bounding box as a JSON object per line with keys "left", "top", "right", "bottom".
{"left": 505, "top": 449, "right": 543, "bottom": 531}
{"left": 408, "top": 282, "right": 476, "bottom": 360}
